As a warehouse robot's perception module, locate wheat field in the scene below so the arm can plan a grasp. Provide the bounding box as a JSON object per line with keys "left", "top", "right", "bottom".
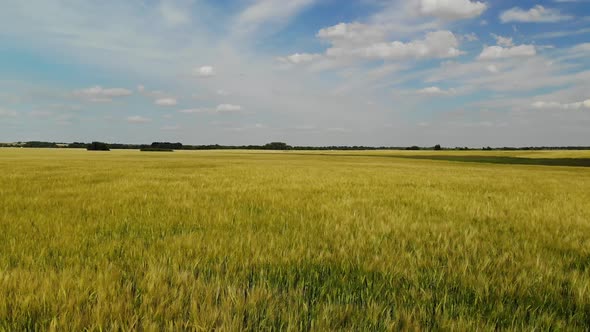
{"left": 0, "top": 148, "right": 589, "bottom": 331}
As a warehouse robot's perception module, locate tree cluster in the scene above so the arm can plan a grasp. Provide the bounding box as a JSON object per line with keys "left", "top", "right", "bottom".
{"left": 87, "top": 142, "right": 110, "bottom": 151}
{"left": 263, "top": 142, "right": 291, "bottom": 150}
{"left": 151, "top": 142, "right": 183, "bottom": 150}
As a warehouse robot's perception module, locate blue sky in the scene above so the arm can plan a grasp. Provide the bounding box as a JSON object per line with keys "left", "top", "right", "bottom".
{"left": 0, "top": 0, "right": 589, "bottom": 146}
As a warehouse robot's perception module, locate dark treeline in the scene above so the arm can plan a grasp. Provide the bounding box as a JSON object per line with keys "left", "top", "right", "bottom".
{"left": 2, "top": 141, "right": 590, "bottom": 151}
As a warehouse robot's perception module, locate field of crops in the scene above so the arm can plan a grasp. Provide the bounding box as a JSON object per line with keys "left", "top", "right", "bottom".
{"left": 1, "top": 148, "right": 589, "bottom": 330}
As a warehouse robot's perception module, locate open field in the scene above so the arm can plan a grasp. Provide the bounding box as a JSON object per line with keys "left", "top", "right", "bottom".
{"left": 1, "top": 148, "right": 589, "bottom": 330}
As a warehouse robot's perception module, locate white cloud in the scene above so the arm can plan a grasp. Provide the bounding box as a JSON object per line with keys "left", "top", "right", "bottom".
{"left": 417, "top": 0, "right": 487, "bottom": 20}
{"left": 234, "top": 0, "right": 316, "bottom": 34}
{"left": 571, "top": 43, "right": 590, "bottom": 53}
{"left": 73, "top": 86, "right": 132, "bottom": 102}
{"left": 478, "top": 45, "right": 536, "bottom": 60}
{"left": 155, "top": 98, "right": 178, "bottom": 106}
{"left": 426, "top": 55, "right": 587, "bottom": 93}
{"left": 278, "top": 53, "right": 322, "bottom": 65}
{"left": 559, "top": 43, "right": 590, "bottom": 60}
{"left": 491, "top": 34, "right": 514, "bottom": 47}
{"left": 533, "top": 27, "right": 590, "bottom": 39}
{"left": 127, "top": 115, "right": 152, "bottom": 123}
{"left": 317, "top": 23, "right": 388, "bottom": 46}
{"left": 194, "top": 66, "right": 215, "bottom": 77}
{"left": 284, "top": 21, "right": 455, "bottom": 66}
{"left": 416, "top": 86, "right": 457, "bottom": 96}
{"left": 462, "top": 33, "right": 479, "bottom": 42}
{"left": 532, "top": 100, "right": 590, "bottom": 110}
{"left": 216, "top": 104, "right": 242, "bottom": 112}
{"left": 486, "top": 64, "right": 499, "bottom": 73}
{"left": 180, "top": 104, "right": 244, "bottom": 114}
{"left": 326, "top": 30, "right": 463, "bottom": 60}
{"left": 178, "top": 108, "right": 208, "bottom": 114}
{"left": 500, "top": 5, "right": 571, "bottom": 23}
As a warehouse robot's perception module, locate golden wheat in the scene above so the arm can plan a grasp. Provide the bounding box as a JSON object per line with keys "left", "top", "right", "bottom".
{"left": 0, "top": 148, "right": 589, "bottom": 330}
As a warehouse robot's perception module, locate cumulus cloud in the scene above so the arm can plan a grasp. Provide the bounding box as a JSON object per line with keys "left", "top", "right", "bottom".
{"left": 416, "top": 86, "right": 458, "bottom": 96}
{"left": 532, "top": 100, "right": 590, "bottom": 110}
{"left": 317, "top": 22, "right": 388, "bottom": 46}
{"left": 326, "top": 30, "right": 463, "bottom": 60}
{"left": 73, "top": 86, "right": 132, "bottom": 102}
{"left": 417, "top": 0, "right": 488, "bottom": 20}
{"left": 491, "top": 34, "right": 514, "bottom": 47}
{"left": 127, "top": 115, "right": 152, "bottom": 123}
{"left": 478, "top": 45, "right": 536, "bottom": 60}
{"left": 500, "top": 5, "right": 571, "bottom": 23}
{"left": 216, "top": 104, "right": 242, "bottom": 112}
{"left": 283, "top": 22, "right": 465, "bottom": 66}
{"left": 462, "top": 33, "right": 479, "bottom": 42}
{"left": 194, "top": 66, "right": 215, "bottom": 77}
{"left": 278, "top": 53, "right": 322, "bottom": 64}
{"left": 155, "top": 98, "right": 178, "bottom": 106}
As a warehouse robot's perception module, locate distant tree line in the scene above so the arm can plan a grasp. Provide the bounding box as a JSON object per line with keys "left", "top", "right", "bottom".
{"left": 2, "top": 141, "right": 590, "bottom": 151}
{"left": 3, "top": 141, "right": 61, "bottom": 148}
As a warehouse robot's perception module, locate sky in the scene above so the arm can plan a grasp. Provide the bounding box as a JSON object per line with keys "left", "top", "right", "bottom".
{"left": 0, "top": 0, "right": 589, "bottom": 147}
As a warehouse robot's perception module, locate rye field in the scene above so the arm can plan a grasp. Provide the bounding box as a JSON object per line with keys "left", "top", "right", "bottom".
{"left": 1, "top": 148, "right": 589, "bottom": 331}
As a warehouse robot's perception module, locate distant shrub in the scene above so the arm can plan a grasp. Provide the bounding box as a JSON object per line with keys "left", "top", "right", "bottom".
{"left": 434, "top": 144, "right": 442, "bottom": 151}
{"left": 87, "top": 142, "right": 110, "bottom": 151}
{"left": 406, "top": 146, "right": 420, "bottom": 150}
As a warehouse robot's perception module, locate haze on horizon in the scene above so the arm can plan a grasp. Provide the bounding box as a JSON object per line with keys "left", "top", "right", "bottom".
{"left": 1, "top": 0, "right": 589, "bottom": 147}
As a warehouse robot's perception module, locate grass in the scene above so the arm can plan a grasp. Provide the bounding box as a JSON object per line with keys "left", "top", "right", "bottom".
{"left": 0, "top": 148, "right": 589, "bottom": 330}
{"left": 289, "top": 151, "right": 590, "bottom": 167}
{"left": 140, "top": 148, "right": 174, "bottom": 152}
{"left": 380, "top": 155, "right": 590, "bottom": 167}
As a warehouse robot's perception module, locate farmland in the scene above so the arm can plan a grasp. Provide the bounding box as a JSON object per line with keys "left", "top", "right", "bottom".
{"left": 1, "top": 148, "right": 589, "bottom": 330}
